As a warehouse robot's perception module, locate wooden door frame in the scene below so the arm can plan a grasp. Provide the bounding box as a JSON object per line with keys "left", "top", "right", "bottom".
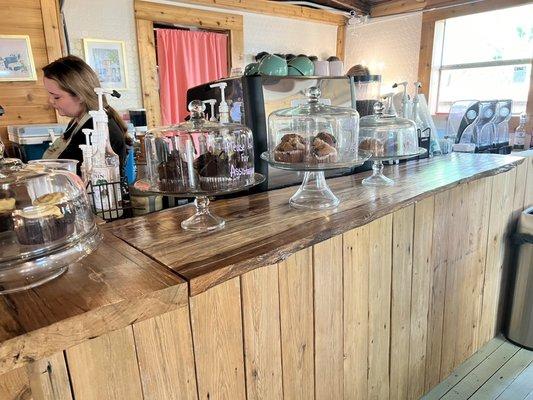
{"left": 135, "top": 0, "right": 244, "bottom": 127}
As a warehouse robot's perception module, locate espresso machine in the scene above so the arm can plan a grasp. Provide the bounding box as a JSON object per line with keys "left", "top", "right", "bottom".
{"left": 447, "top": 100, "right": 481, "bottom": 148}
{"left": 187, "top": 75, "right": 381, "bottom": 191}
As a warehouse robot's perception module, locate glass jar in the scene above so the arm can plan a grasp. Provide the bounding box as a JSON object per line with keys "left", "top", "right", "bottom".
{"left": 267, "top": 86, "right": 360, "bottom": 167}
{"left": 0, "top": 158, "right": 101, "bottom": 293}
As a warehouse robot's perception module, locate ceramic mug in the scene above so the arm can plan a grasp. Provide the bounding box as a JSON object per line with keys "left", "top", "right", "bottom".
{"left": 329, "top": 60, "right": 344, "bottom": 76}
{"left": 313, "top": 60, "right": 329, "bottom": 76}
{"left": 287, "top": 56, "right": 314, "bottom": 76}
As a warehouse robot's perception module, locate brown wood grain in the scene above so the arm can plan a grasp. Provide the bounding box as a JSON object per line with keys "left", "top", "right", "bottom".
{"left": 107, "top": 154, "right": 524, "bottom": 296}
{"left": 0, "top": 366, "right": 31, "bottom": 400}
{"left": 241, "top": 265, "right": 283, "bottom": 400}
{"left": 26, "top": 352, "right": 73, "bottom": 400}
{"left": 279, "top": 248, "right": 314, "bottom": 400}
{"left": 0, "top": 232, "right": 186, "bottom": 375}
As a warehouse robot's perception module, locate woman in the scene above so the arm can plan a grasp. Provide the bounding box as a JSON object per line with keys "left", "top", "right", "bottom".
{"left": 42, "top": 55, "right": 127, "bottom": 176}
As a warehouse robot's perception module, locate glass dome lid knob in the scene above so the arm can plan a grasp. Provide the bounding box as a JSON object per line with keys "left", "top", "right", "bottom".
{"left": 306, "top": 87, "right": 322, "bottom": 103}
{"left": 188, "top": 100, "right": 206, "bottom": 119}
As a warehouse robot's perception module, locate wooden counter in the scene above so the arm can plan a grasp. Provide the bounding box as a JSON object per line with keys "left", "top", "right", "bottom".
{"left": 0, "top": 153, "right": 532, "bottom": 400}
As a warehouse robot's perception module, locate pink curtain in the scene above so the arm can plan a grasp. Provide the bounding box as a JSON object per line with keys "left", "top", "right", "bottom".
{"left": 156, "top": 29, "right": 228, "bottom": 124}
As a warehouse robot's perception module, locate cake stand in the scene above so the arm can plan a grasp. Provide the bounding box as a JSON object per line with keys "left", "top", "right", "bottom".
{"left": 134, "top": 173, "right": 265, "bottom": 232}
{"left": 261, "top": 152, "right": 370, "bottom": 210}
{"left": 363, "top": 148, "right": 427, "bottom": 187}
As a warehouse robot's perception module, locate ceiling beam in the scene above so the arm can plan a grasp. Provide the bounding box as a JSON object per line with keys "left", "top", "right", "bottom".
{"left": 371, "top": 0, "right": 532, "bottom": 17}
{"left": 166, "top": 0, "right": 348, "bottom": 25}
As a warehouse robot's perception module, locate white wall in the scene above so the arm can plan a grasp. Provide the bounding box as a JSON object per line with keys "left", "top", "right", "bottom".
{"left": 63, "top": 0, "right": 338, "bottom": 111}
{"left": 344, "top": 12, "right": 423, "bottom": 93}
{"left": 63, "top": 0, "right": 143, "bottom": 111}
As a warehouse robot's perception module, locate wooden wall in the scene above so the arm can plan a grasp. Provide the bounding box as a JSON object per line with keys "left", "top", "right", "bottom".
{"left": 1, "top": 162, "right": 531, "bottom": 400}
{"left": 0, "top": 0, "right": 63, "bottom": 145}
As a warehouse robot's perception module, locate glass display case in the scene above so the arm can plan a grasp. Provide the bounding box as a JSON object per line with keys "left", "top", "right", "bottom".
{"left": 262, "top": 87, "right": 369, "bottom": 209}
{"left": 135, "top": 101, "right": 264, "bottom": 232}
{"left": 0, "top": 156, "right": 101, "bottom": 293}
{"left": 359, "top": 103, "right": 425, "bottom": 186}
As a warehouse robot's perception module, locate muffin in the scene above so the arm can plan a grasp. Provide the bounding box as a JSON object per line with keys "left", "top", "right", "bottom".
{"left": 315, "top": 132, "right": 337, "bottom": 147}
{"left": 0, "top": 198, "right": 16, "bottom": 233}
{"left": 13, "top": 205, "right": 73, "bottom": 245}
{"left": 274, "top": 133, "right": 306, "bottom": 163}
{"left": 194, "top": 151, "right": 232, "bottom": 191}
{"left": 359, "top": 138, "right": 385, "bottom": 157}
{"left": 158, "top": 152, "right": 195, "bottom": 191}
{"left": 307, "top": 137, "right": 338, "bottom": 164}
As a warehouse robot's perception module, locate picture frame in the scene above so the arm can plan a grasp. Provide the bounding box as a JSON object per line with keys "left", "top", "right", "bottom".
{"left": 83, "top": 38, "right": 128, "bottom": 90}
{"left": 0, "top": 35, "right": 37, "bottom": 82}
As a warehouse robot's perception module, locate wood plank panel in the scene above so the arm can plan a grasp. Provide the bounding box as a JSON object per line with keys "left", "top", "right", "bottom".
{"left": 408, "top": 196, "right": 434, "bottom": 400}
{"left": 27, "top": 352, "right": 72, "bottom": 400}
{"left": 425, "top": 188, "right": 454, "bottom": 391}
{"left": 133, "top": 307, "right": 198, "bottom": 400}
{"left": 66, "top": 327, "right": 144, "bottom": 400}
{"left": 524, "top": 155, "right": 533, "bottom": 208}
{"left": 0, "top": 367, "right": 31, "bottom": 400}
{"left": 497, "top": 359, "right": 533, "bottom": 400}
{"left": 368, "top": 215, "right": 393, "bottom": 400}
{"left": 135, "top": 19, "right": 161, "bottom": 128}
{"left": 39, "top": 0, "right": 63, "bottom": 62}
{"left": 241, "top": 264, "right": 283, "bottom": 400}
{"left": 190, "top": 278, "right": 246, "bottom": 400}
{"left": 313, "top": 236, "right": 343, "bottom": 400}
{"left": 336, "top": 24, "right": 345, "bottom": 61}
{"left": 279, "top": 248, "right": 314, "bottom": 400}
{"left": 343, "top": 225, "right": 369, "bottom": 400}
{"left": 479, "top": 169, "right": 516, "bottom": 345}
{"left": 390, "top": 205, "right": 414, "bottom": 400}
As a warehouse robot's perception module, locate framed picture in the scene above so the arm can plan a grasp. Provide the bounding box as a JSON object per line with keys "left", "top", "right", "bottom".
{"left": 83, "top": 38, "right": 128, "bottom": 90}
{"left": 0, "top": 35, "right": 37, "bottom": 82}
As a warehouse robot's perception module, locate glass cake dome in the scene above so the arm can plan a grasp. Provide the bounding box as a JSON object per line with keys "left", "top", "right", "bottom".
{"left": 359, "top": 102, "right": 425, "bottom": 186}
{"left": 0, "top": 157, "right": 101, "bottom": 293}
{"left": 137, "top": 100, "right": 263, "bottom": 232}
{"left": 262, "top": 87, "right": 368, "bottom": 210}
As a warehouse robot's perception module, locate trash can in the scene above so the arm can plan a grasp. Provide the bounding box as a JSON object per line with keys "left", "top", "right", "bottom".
{"left": 506, "top": 206, "right": 533, "bottom": 349}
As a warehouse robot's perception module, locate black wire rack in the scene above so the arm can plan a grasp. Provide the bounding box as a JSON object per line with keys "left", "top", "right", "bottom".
{"left": 86, "top": 178, "right": 132, "bottom": 222}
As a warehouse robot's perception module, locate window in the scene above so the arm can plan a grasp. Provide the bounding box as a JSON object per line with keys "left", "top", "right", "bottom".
{"left": 429, "top": 4, "right": 533, "bottom": 115}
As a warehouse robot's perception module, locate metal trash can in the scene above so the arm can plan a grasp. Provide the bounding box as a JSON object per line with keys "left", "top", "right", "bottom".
{"left": 506, "top": 206, "right": 533, "bottom": 349}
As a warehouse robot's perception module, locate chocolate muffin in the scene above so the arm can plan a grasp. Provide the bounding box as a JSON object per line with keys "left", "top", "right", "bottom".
{"left": 306, "top": 137, "right": 338, "bottom": 164}
{"left": 274, "top": 133, "right": 306, "bottom": 163}
{"left": 158, "top": 152, "right": 195, "bottom": 191}
{"left": 359, "top": 138, "right": 385, "bottom": 157}
{"left": 194, "top": 151, "right": 232, "bottom": 191}
{"left": 13, "top": 205, "right": 73, "bottom": 245}
{"left": 0, "top": 198, "right": 15, "bottom": 233}
{"left": 315, "top": 132, "right": 337, "bottom": 147}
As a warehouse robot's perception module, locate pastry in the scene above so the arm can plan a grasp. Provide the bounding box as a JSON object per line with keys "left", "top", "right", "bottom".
{"left": 158, "top": 152, "right": 194, "bottom": 191}
{"left": 33, "top": 192, "right": 75, "bottom": 224}
{"left": 315, "top": 132, "right": 337, "bottom": 147}
{"left": 307, "top": 137, "right": 338, "bottom": 164}
{"left": 359, "top": 138, "right": 384, "bottom": 156}
{"left": 13, "top": 205, "right": 73, "bottom": 245}
{"left": 274, "top": 133, "right": 306, "bottom": 163}
{"left": 0, "top": 198, "right": 15, "bottom": 233}
{"left": 194, "top": 151, "right": 232, "bottom": 190}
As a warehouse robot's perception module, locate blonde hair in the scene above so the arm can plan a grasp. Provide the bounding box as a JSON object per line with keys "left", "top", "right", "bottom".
{"left": 43, "top": 55, "right": 127, "bottom": 133}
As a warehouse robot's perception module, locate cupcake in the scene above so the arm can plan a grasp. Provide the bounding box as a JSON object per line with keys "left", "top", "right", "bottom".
{"left": 0, "top": 198, "right": 16, "bottom": 233}
{"left": 309, "top": 137, "right": 338, "bottom": 164}
{"left": 158, "top": 152, "right": 195, "bottom": 191}
{"left": 274, "top": 133, "right": 305, "bottom": 163}
{"left": 13, "top": 205, "right": 73, "bottom": 245}
{"left": 315, "top": 132, "right": 337, "bottom": 147}
{"left": 359, "top": 138, "right": 385, "bottom": 157}
{"left": 194, "top": 151, "right": 232, "bottom": 191}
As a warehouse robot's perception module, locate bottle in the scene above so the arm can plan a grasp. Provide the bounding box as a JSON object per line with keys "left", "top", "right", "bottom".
{"left": 525, "top": 127, "right": 532, "bottom": 150}
{"left": 513, "top": 113, "right": 527, "bottom": 150}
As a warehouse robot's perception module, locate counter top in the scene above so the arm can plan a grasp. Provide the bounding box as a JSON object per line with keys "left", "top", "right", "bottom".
{"left": 0, "top": 152, "right": 524, "bottom": 374}
{"left": 107, "top": 153, "right": 524, "bottom": 295}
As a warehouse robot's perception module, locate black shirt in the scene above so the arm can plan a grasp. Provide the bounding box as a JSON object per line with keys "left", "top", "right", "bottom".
{"left": 59, "top": 115, "right": 127, "bottom": 176}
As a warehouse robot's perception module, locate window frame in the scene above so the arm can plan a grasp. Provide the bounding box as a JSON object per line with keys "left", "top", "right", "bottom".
{"left": 418, "top": 0, "right": 533, "bottom": 131}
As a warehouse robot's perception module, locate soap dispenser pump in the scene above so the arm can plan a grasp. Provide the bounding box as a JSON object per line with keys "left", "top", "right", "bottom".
{"left": 209, "top": 82, "right": 229, "bottom": 123}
